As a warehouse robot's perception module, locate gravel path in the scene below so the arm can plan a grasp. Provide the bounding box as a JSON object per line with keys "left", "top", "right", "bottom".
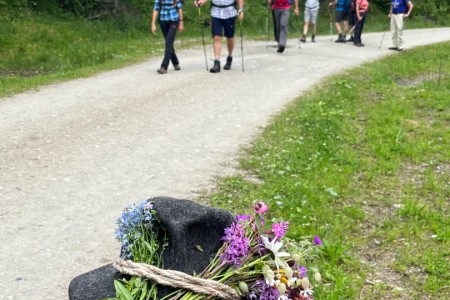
{"left": 1, "top": 28, "right": 449, "bottom": 300}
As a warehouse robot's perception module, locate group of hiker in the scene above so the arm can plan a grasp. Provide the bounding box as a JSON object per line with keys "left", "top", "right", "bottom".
{"left": 151, "top": 0, "right": 414, "bottom": 74}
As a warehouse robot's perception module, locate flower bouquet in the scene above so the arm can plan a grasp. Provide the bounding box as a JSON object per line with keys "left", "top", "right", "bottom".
{"left": 111, "top": 199, "right": 323, "bottom": 300}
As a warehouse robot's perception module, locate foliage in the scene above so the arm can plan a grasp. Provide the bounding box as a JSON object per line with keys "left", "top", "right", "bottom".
{"left": 208, "top": 41, "right": 450, "bottom": 299}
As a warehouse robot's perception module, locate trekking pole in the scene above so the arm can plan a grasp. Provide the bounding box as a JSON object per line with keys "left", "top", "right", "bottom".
{"left": 198, "top": 6, "right": 209, "bottom": 71}
{"left": 297, "top": 15, "right": 301, "bottom": 49}
{"left": 329, "top": 9, "right": 333, "bottom": 43}
{"left": 265, "top": 4, "right": 270, "bottom": 49}
{"left": 240, "top": 19, "right": 244, "bottom": 72}
{"left": 378, "top": 23, "right": 388, "bottom": 50}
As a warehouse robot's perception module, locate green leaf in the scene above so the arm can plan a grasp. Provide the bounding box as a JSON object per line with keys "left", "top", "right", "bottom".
{"left": 114, "top": 280, "right": 133, "bottom": 300}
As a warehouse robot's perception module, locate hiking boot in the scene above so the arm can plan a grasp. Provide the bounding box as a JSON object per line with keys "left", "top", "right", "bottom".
{"left": 311, "top": 34, "right": 316, "bottom": 43}
{"left": 223, "top": 56, "right": 233, "bottom": 70}
{"left": 174, "top": 64, "right": 181, "bottom": 71}
{"left": 157, "top": 67, "right": 167, "bottom": 74}
{"left": 210, "top": 60, "right": 220, "bottom": 73}
{"left": 354, "top": 43, "right": 363, "bottom": 47}
{"left": 335, "top": 34, "right": 344, "bottom": 43}
{"left": 346, "top": 35, "right": 354, "bottom": 42}
{"left": 277, "top": 45, "right": 285, "bottom": 53}
{"left": 300, "top": 34, "right": 306, "bottom": 43}
{"left": 342, "top": 35, "right": 347, "bottom": 43}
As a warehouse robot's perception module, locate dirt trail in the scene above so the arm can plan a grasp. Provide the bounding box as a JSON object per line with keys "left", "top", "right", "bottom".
{"left": 1, "top": 28, "right": 449, "bottom": 300}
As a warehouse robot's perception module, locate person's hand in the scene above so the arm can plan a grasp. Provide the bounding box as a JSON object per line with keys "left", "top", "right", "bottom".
{"left": 403, "top": 13, "right": 410, "bottom": 18}
{"left": 238, "top": 10, "right": 244, "bottom": 21}
{"left": 294, "top": 8, "right": 300, "bottom": 16}
{"left": 179, "top": 21, "right": 184, "bottom": 32}
{"left": 194, "top": 0, "right": 202, "bottom": 7}
{"left": 357, "top": 15, "right": 362, "bottom": 21}
{"left": 151, "top": 23, "right": 157, "bottom": 35}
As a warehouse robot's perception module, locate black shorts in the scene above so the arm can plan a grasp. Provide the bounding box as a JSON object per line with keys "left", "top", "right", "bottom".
{"left": 335, "top": 10, "right": 349, "bottom": 22}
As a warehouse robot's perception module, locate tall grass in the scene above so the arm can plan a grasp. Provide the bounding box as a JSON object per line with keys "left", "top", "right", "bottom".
{"left": 208, "top": 42, "right": 450, "bottom": 299}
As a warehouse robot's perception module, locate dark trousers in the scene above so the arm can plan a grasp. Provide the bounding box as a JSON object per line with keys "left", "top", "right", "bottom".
{"left": 348, "top": 10, "right": 357, "bottom": 28}
{"left": 159, "top": 21, "right": 179, "bottom": 69}
{"left": 354, "top": 13, "right": 366, "bottom": 44}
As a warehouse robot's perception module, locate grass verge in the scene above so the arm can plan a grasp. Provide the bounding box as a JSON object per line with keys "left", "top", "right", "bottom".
{"left": 206, "top": 42, "right": 450, "bottom": 299}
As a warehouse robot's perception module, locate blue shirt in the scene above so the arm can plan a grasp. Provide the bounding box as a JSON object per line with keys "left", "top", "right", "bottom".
{"left": 392, "top": 0, "right": 409, "bottom": 14}
{"left": 336, "top": 0, "right": 351, "bottom": 12}
{"left": 154, "top": 0, "right": 183, "bottom": 22}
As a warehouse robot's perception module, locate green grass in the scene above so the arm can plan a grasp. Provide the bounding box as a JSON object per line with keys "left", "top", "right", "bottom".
{"left": 206, "top": 42, "right": 450, "bottom": 299}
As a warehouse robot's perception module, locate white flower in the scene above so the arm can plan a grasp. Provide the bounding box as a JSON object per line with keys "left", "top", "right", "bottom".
{"left": 262, "top": 264, "right": 276, "bottom": 286}
{"left": 261, "top": 236, "right": 290, "bottom": 269}
{"left": 278, "top": 295, "right": 289, "bottom": 300}
{"left": 300, "top": 288, "right": 314, "bottom": 297}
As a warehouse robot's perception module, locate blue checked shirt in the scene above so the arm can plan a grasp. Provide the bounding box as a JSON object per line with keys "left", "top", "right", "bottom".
{"left": 211, "top": 0, "right": 237, "bottom": 19}
{"left": 154, "top": 0, "right": 183, "bottom": 22}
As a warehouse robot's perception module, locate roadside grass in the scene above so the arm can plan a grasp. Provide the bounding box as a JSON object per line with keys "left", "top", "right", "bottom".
{"left": 206, "top": 42, "right": 450, "bottom": 299}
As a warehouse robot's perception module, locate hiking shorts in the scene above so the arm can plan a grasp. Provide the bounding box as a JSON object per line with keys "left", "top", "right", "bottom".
{"left": 335, "top": 10, "right": 349, "bottom": 22}
{"left": 304, "top": 7, "right": 319, "bottom": 24}
{"left": 211, "top": 16, "right": 236, "bottom": 38}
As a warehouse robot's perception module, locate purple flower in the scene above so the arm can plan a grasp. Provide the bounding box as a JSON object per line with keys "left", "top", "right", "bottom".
{"left": 220, "top": 223, "right": 250, "bottom": 267}
{"left": 299, "top": 265, "right": 307, "bottom": 277}
{"left": 272, "top": 221, "right": 289, "bottom": 239}
{"left": 236, "top": 214, "right": 252, "bottom": 222}
{"left": 313, "top": 235, "right": 323, "bottom": 246}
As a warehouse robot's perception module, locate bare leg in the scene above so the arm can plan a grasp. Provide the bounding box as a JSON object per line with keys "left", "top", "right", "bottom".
{"left": 226, "top": 37, "right": 234, "bottom": 57}
{"left": 303, "top": 22, "right": 309, "bottom": 35}
{"left": 213, "top": 36, "right": 221, "bottom": 60}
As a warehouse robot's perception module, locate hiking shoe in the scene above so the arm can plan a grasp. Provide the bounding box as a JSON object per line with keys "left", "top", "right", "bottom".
{"left": 210, "top": 60, "right": 220, "bottom": 73}
{"left": 157, "top": 68, "right": 167, "bottom": 74}
{"left": 388, "top": 47, "right": 398, "bottom": 51}
{"left": 342, "top": 35, "right": 347, "bottom": 43}
{"left": 311, "top": 34, "right": 315, "bottom": 42}
{"left": 223, "top": 56, "right": 232, "bottom": 70}
{"left": 300, "top": 34, "right": 306, "bottom": 43}
{"left": 335, "top": 34, "right": 344, "bottom": 43}
{"left": 277, "top": 45, "right": 285, "bottom": 53}
{"left": 354, "top": 43, "right": 363, "bottom": 47}
{"left": 174, "top": 64, "right": 181, "bottom": 71}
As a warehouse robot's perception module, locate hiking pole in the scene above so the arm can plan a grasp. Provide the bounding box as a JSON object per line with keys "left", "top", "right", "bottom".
{"left": 329, "top": 9, "right": 333, "bottom": 43}
{"left": 297, "top": 15, "right": 301, "bottom": 49}
{"left": 197, "top": 6, "right": 209, "bottom": 71}
{"left": 265, "top": 4, "right": 270, "bottom": 49}
{"left": 378, "top": 23, "right": 388, "bottom": 50}
{"left": 239, "top": 19, "right": 244, "bottom": 72}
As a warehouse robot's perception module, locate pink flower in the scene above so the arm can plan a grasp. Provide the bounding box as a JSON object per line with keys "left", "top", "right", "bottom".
{"left": 272, "top": 221, "right": 289, "bottom": 239}
{"left": 254, "top": 201, "right": 268, "bottom": 215}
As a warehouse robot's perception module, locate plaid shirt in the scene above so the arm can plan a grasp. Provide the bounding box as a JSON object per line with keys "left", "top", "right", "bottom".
{"left": 211, "top": 0, "right": 237, "bottom": 19}
{"left": 154, "top": 0, "right": 183, "bottom": 22}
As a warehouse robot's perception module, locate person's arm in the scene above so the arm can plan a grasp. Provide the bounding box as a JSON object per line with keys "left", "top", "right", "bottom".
{"left": 356, "top": 0, "right": 361, "bottom": 21}
{"left": 329, "top": 0, "right": 337, "bottom": 7}
{"left": 151, "top": 9, "right": 159, "bottom": 34}
{"left": 388, "top": 2, "right": 392, "bottom": 17}
{"left": 404, "top": 1, "right": 413, "bottom": 17}
{"left": 178, "top": 7, "right": 184, "bottom": 32}
{"left": 294, "top": 0, "right": 299, "bottom": 15}
{"left": 238, "top": 0, "right": 245, "bottom": 20}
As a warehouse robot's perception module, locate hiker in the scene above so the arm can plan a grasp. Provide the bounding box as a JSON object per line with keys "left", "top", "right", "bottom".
{"left": 269, "top": 0, "right": 300, "bottom": 53}
{"left": 388, "top": 0, "right": 414, "bottom": 51}
{"left": 194, "top": 0, "right": 245, "bottom": 73}
{"left": 346, "top": 0, "right": 356, "bottom": 42}
{"left": 152, "top": 0, "right": 184, "bottom": 74}
{"left": 329, "top": 0, "right": 350, "bottom": 43}
{"left": 353, "top": 0, "right": 369, "bottom": 47}
{"left": 300, "top": 0, "right": 320, "bottom": 43}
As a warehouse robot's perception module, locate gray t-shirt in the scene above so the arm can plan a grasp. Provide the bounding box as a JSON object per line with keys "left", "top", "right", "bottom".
{"left": 305, "top": 0, "right": 320, "bottom": 9}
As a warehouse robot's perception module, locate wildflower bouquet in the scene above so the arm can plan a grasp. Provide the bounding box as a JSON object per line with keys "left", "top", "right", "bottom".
{"left": 112, "top": 199, "right": 323, "bottom": 300}
{"left": 162, "top": 201, "right": 323, "bottom": 300}
{"left": 113, "top": 199, "right": 167, "bottom": 300}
